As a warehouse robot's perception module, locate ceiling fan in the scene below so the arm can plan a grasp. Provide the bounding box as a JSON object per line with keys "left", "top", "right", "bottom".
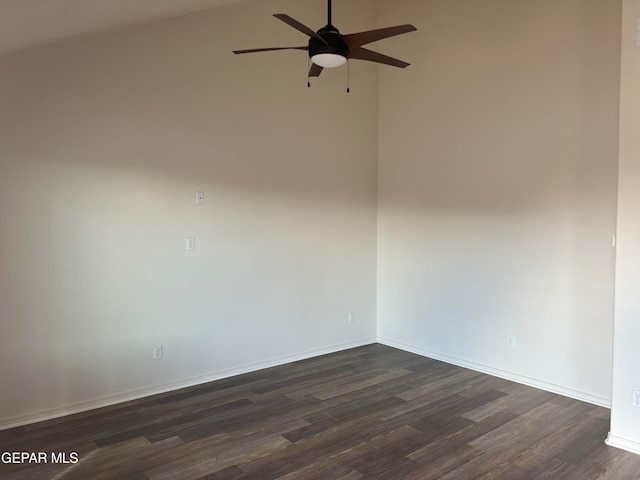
{"left": 233, "top": 0, "right": 417, "bottom": 88}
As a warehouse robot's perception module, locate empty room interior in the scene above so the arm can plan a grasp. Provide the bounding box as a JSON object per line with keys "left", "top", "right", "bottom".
{"left": 1, "top": 0, "right": 640, "bottom": 478}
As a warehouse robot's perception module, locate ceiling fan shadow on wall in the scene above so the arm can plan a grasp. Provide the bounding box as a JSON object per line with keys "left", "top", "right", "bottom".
{"left": 233, "top": 0, "right": 417, "bottom": 91}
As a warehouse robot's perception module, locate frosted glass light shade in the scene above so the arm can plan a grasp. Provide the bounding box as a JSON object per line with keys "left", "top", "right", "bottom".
{"left": 311, "top": 53, "right": 347, "bottom": 68}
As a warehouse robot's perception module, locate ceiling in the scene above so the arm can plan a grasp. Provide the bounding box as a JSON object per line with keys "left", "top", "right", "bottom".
{"left": 0, "top": 0, "right": 247, "bottom": 57}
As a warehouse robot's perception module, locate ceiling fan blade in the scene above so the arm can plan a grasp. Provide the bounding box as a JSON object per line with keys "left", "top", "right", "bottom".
{"left": 273, "top": 14, "right": 328, "bottom": 44}
{"left": 343, "top": 25, "right": 417, "bottom": 49}
{"left": 349, "top": 47, "right": 411, "bottom": 69}
{"left": 309, "top": 63, "right": 324, "bottom": 77}
{"left": 233, "top": 46, "right": 308, "bottom": 54}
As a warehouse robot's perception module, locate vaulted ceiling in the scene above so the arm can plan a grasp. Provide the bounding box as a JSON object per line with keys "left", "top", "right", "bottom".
{"left": 0, "top": 0, "right": 247, "bottom": 57}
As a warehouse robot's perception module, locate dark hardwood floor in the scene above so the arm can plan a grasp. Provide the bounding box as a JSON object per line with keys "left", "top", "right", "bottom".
{"left": 2, "top": 344, "right": 640, "bottom": 479}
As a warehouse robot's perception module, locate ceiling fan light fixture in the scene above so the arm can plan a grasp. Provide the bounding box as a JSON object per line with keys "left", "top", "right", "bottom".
{"left": 232, "top": 0, "right": 417, "bottom": 85}
{"left": 311, "top": 53, "right": 347, "bottom": 68}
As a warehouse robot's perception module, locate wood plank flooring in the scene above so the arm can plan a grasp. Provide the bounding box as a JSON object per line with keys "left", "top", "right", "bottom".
{"left": 2, "top": 344, "right": 640, "bottom": 479}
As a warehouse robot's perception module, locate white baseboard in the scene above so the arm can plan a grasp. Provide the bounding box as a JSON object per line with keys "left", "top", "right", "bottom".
{"left": 0, "top": 337, "right": 376, "bottom": 431}
{"left": 606, "top": 432, "right": 640, "bottom": 455}
{"left": 378, "top": 336, "right": 611, "bottom": 408}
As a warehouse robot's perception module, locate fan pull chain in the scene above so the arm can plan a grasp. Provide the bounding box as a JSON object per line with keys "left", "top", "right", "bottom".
{"left": 346, "top": 59, "right": 350, "bottom": 93}
{"left": 307, "top": 57, "right": 311, "bottom": 88}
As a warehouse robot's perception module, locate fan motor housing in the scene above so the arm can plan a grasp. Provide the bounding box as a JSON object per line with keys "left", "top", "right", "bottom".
{"left": 308, "top": 25, "right": 350, "bottom": 59}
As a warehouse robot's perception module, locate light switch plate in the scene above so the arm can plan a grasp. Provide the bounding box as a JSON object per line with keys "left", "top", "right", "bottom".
{"left": 153, "top": 344, "right": 163, "bottom": 360}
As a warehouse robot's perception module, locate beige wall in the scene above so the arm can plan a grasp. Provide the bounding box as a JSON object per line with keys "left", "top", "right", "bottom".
{"left": 377, "top": 0, "right": 621, "bottom": 405}
{"left": 607, "top": 0, "right": 640, "bottom": 455}
{"left": 1, "top": 0, "right": 636, "bottom": 450}
{"left": 0, "top": 0, "right": 379, "bottom": 427}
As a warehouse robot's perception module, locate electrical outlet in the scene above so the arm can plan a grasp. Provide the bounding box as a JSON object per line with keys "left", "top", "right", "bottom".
{"left": 348, "top": 312, "right": 355, "bottom": 324}
{"left": 506, "top": 335, "right": 516, "bottom": 349}
{"left": 633, "top": 390, "right": 640, "bottom": 408}
{"left": 153, "top": 344, "right": 163, "bottom": 360}
{"left": 186, "top": 237, "right": 195, "bottom": 251}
